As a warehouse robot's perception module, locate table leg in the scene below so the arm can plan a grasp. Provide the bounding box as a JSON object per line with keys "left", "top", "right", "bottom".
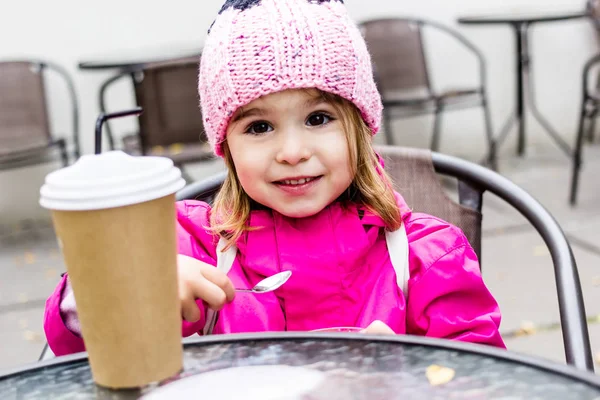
{"left": 520, "top": 24, "right": 573, "bottom": 158}
{"left": 487, "top": 25, "right": 523, "bottom": 159}
{"left": 515, "top": 23, "right": 527, "bottom": 156}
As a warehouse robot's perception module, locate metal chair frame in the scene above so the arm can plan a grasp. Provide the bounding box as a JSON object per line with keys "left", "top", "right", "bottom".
{"left": 96, "top": 59, "right": 209, "bottom": 158}
{"left": 0, "top": 59, "right": 80, "bottom": 170}
{"left": 571, "top": 52, "right": 600, "bottom": 205}
{"left": 359, "top": 18, "right": 496, "bottom": 167}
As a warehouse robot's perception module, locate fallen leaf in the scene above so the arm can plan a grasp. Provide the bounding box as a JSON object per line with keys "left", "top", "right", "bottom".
{"left": 23, "top": 330, "right": 43, "bottom": 343}
{"left": 515, "top": 321, "right": 537, "bottom": 336}
{"left": 151, "top": 145, "right": 165, "bottom": 155}
{"left": 24, "top": 252, "right": 37, "bottom": 265}
{"left": 426, "top": 364, "right": 455, "bottom": 386}
{"left": 169, "top": 143, "right": 184, "bottom": 155}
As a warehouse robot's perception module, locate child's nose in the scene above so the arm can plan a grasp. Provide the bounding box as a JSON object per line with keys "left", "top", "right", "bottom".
{"left": 275, "top": 128, "right": 312, "bottom": 165}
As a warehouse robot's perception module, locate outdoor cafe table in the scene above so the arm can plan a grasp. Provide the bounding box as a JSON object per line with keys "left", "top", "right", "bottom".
{"left": 77, "top": 43, "right": 202, "bottom": 71}
{"left": 458, "top": 10, "right": 587, "bottom": 159}
{"left": 0, "top": 332, "right": 600, "bottom": 400}
{"left": 2, "top": 333, "right": 600, "bottom": 399}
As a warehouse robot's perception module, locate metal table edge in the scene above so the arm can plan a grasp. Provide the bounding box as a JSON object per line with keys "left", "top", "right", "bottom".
{"left": 77, "top": 50, "right": 202, "bottom": 71}
{"left": 1, "top": 333, "right": 599, "bottom": 387}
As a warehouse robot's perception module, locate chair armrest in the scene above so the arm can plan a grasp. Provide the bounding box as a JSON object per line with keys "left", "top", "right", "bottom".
{"left": 432, "top": 151, "right": 593, "bottom": 372}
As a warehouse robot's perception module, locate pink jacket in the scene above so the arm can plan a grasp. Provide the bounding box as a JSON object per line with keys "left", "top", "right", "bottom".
{"left": 44, "top": 193, "right": 505, "bottom": 356}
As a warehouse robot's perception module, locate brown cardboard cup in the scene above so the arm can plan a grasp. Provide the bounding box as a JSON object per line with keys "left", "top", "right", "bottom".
{"left": 40, "top": 151, "right": 186, "bottom": 389}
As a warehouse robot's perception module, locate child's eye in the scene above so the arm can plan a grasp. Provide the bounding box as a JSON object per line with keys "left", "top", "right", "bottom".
{"left": 245, "top": 121, "right": 273, "bottom": 135}
{"left": 306, "top": 112, "right": 333, "bottom": 127}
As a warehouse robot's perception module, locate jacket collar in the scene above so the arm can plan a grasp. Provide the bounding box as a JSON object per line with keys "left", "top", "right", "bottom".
{"left": 238, "top": 191, "right": 413, "bottom": 245}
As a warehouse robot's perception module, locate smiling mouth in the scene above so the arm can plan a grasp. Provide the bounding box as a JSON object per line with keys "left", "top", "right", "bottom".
{"left": 273, "top": 176, "right": 322, "bottom": 186}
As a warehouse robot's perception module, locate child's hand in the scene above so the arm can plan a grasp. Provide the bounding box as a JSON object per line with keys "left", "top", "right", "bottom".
{"left": 361, "top": 320, "right": 395, "bottom": 335}
{"left": 177, "top": 254, "right": 235, "bottom": 322}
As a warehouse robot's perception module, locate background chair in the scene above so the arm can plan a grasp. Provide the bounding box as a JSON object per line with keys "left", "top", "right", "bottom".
{"left": 588, "top": 0, "right": 600, "bottom": 34}
{"left": 0, "top": 60, "right": 79, "bottom": 171}
{"left": 572, "top": 52, "right": 600, "bottom": 205}
{"left": 359, "top": 18, "right": 496, "bottom": 168}
{"left": 569, "top": 0, "right": 600, "bottom": 205}
{"left": 584, "top": 0, "right": 600, "bottom": 145}
{"left": 176, "top": 145, "right": 593, "bottom": 372}
{"left": 99, "top": 56, "right": 213, "bottom": 180}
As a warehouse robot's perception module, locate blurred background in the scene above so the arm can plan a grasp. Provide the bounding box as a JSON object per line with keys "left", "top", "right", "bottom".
{"left": 1, "top": 0, "right": 600, "bottom": 372}
{"left": 1, "top": 0, "right": 597, "bottom": 220}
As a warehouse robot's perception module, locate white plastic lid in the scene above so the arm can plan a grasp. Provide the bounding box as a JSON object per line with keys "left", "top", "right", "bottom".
{"left": 40, "top": 151, "right": 186, "bottom": 211}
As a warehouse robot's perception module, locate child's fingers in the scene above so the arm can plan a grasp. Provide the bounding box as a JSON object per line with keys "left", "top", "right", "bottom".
{"left": 199, "top": 265, "right": 236, "bottom": 302}
{"left": 363, "top": 320, "right": 395, "bottom": 335}
{"left": 187, "top": 276, "right": 229, "bottom": 311}
{"left": 180, "top": 292, "right": 201, "bottom": 322}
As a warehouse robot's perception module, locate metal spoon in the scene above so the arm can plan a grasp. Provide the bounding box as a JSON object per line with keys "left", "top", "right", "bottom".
{"left": 235, "top": 271, "right": 292, "bottom": 293}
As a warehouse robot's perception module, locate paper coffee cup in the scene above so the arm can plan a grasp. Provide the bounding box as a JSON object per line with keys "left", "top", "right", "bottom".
{"left": 40, "top": 151, "right": 186, "bottom": 389}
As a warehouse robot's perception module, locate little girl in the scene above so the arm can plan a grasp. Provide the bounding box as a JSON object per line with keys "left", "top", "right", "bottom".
{"left": 44, "top": 0, "right": 505, "bottom": 355}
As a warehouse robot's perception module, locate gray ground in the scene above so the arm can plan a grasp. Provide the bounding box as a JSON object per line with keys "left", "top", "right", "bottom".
{"left": 1, "top": 126, "right": 599, "bottom": 373}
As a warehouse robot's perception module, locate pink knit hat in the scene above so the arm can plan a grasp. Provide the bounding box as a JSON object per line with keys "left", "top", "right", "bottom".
{"left": 198, "top": 0, "right": 383, "bottom": 157}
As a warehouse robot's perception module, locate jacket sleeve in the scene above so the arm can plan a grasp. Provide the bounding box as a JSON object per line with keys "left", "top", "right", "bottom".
{"left": 175, "top": 200, "right": 219, "bottom": 337}
{"left": 43, "top": 200, "right": 219, "bottom": 356}
{"left": 43, "top": 274, "right": 86, "bottom": 356}
{"left": 405, "top": 223, "right": 506, "bottom": 348}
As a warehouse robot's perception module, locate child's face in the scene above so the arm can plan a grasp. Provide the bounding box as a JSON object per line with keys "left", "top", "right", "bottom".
{"left": 226, "top": 89, "right": 355, "bottom": 218}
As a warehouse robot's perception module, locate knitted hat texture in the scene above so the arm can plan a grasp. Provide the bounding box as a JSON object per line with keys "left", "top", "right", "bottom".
{"left": 199, "top": 0, "right": 382, "bottom": 156}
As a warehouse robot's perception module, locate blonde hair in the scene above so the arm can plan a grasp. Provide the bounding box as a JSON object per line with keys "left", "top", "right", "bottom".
{"left": 209, "top": 91, "right": 402, "bottom": 249}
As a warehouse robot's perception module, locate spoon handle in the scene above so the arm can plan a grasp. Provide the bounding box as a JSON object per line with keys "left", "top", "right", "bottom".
{"left": 234, "top": 288, "right": 255, "bottom": 293}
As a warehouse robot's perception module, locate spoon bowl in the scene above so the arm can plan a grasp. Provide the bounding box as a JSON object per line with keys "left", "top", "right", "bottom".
{"left": 236, "top": 271, "right": 292, "bottom": 294}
